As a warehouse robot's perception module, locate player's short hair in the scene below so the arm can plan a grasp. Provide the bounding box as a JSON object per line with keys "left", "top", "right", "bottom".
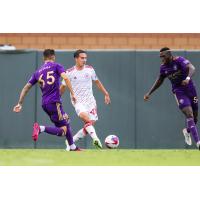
{"left": 74, "top": 49, "right": 86, "bottom": 58}
{"left": 43, "top": 49, "right": 55, "bottom": 58}
{"left": 160, "top": 47, "right": 171, "bottom": 52}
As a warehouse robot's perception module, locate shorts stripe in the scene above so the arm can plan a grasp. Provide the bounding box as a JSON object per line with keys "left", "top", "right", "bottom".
{"left": 56, "top": 103, "right": 63, "bottom": 121}
{"left": 174, "top": 94, "right": 179, "bottom": 106}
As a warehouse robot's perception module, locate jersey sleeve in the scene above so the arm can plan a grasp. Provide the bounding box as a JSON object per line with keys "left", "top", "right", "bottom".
{"left": 28, "top": 72, "right": 37, "bottom": 85}
{"left": 91, "top": 68, "right": 98, "bottom": 81}
{"left": 159, "top": 65, "right": 167, "bottom": 78}
{"left": 56, "top": 63, "right": 65, "bottom": 75}
{"left": 175, "top": 56, "right": 190, "bottom": 70}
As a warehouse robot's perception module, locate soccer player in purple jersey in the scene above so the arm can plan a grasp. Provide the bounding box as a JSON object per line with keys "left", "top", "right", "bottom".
{"left": 144, "top": 47, "right": 200, "bottom": 150}
{"left": 13, "top": 49, "right": 80, "bottom": 151}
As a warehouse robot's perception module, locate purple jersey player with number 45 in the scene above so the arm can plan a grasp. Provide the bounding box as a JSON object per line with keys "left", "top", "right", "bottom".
{"left": 13, "top": 49, "right": 81, "bottom": 151}
{"left": 144, "top": 47, "right": 200, "bottom": 150}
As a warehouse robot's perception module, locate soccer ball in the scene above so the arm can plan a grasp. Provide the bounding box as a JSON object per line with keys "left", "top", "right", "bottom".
{"left": 105, "top": 135, "right": 119, "bottom": 149}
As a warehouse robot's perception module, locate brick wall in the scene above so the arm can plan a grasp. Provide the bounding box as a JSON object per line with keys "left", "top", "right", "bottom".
{"left": 1, "top": 33, "right": 200, "bottom": 50}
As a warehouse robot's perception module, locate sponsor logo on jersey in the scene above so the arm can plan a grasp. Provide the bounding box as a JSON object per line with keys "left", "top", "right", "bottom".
{"left": 179, "top": 99, "right": 184, "bottom": 104}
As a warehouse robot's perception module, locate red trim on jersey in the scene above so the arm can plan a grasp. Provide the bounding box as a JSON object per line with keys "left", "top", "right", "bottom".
{"left": 85, "top": 65, "right": 93, "bottom": 69}
{"left": 66, "top": 66, "right": 75, "bottom": 72}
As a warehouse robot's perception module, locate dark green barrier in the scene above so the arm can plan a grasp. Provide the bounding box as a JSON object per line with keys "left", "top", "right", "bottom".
{"left": 0, "top": 51, "right": 37, "bottom": 148}
{"left": 1, "top": 50, "right": 200, "bottom": 149}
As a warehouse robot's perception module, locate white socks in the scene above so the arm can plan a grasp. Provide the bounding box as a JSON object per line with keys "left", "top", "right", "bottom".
{"left": 73, "top": 128, "right": 86, "bottom": 142}
{"left": 85, "top": 125, "right": 98, "bottom": 140}
{"left": 70, "top": 144, "right": 76, "bottom": 150}
{"left": 39, "top": 126, "right": 45, "bottom": 132}
{"left": 73, "top": 124, "right": 98, "bottom": 142}
{"left": 65, "top": 140, "right": 76, "bottom": 150}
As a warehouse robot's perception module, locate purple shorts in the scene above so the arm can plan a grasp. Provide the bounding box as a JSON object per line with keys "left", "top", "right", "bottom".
{"left": 42, "top": 103, "right": 69, "bottom": 127}
{"left": 174, "top": 89, "right": 198, "bottom": 111}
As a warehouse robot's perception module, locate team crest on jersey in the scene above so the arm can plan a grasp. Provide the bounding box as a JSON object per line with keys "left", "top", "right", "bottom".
{"left": 173, "top": 65, "right": 177, "bottom": 70}
{"left": 84, "top": 73, "right": 89, "bottom": 78}
{"left": 179, "top": 99, "right": 184, "bottom": 104}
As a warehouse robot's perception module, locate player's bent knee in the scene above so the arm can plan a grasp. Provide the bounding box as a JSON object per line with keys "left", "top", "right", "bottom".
{"left": 90, "top": 120, "right": 96, "bottom": 125}
{"left": 182, "top": 107, "right": 194, "bottom": 119}
{"left": 186, "top": 112, "right": 194, "bottom": 119}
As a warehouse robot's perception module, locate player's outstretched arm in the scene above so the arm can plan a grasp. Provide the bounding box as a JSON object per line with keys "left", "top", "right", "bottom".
{"left": 13, "top": 83, "right": 32, "bottom": 112}
{"left": 94, "top": 80, "right": 111, "bottom": 104}
{"left": 61, "top": 72, "right": 76, "bottom": 103}
{"left": 144, "top": 76, "right": 165, "bottom": 101}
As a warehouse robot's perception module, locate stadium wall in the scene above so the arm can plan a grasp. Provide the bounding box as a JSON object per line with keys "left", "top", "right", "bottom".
{"left": 1, "top": 33, "right": 200, "bottom": 50}
{"left": 1, "top": 50, "right": 200, "bottom": 149}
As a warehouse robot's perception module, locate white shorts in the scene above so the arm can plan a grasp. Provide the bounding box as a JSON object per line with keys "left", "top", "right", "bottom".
{"left": 74, "top": 102, "right": 98, "bottom": 121}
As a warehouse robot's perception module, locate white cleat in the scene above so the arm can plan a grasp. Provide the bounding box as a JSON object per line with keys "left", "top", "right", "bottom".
{"left": 65, "top": 140, "right": 70, "bottom": 151}
{"left": 182, "top": 128, "right": 192, "bottom": 146}
{"left": 196, "top": 141, "right": 200, "bottom": 150}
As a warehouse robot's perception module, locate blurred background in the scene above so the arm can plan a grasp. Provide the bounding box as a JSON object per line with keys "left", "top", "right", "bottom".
{"left": 1, "top": 33, "right": 200, "bottom": 50}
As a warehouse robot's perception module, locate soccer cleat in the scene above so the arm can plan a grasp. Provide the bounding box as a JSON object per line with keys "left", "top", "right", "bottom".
{"left": 32, "top": 122, "right": 40, "bottom": 141}
{"left": 196, "top": 141, "right": 200, "bottom": 150}
{"left": 182, "top": 128, "right": 192, "bottom": 146}
{"left": 93, "top": 138, "right": 102, "bottom": 149}
{"left": 70, "top": 147, "right": 82, "bottom": 151}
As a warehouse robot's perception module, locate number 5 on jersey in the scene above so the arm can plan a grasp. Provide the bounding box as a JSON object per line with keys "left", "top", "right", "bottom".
{"left": 38, "top": 71, "right": 55, "bottom": 88}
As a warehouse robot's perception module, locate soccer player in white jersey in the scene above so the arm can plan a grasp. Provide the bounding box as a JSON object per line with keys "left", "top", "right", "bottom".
{"left": 60, "top": 49, "right": 111, "bottom": 149}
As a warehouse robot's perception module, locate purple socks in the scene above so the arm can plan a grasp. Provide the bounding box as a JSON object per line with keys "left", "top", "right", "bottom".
{"left": 186, "top": 118, "right": 200, "bottom": 143}
{"left": 45, "top": 126, "right": 64, "bottom": 136}
{"left": 43, "top": 123, "right": 74, "bottom": 146}
{"left": 66, "top": 123, "right": 74, "bottom": 145}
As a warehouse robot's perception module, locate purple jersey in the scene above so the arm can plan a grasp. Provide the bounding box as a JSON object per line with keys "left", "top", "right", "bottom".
{"left": 28, "top": 61, "right": 65, "bottom": 105}
{"left": 160, "top": 56, "right": 196, "bottom": 93}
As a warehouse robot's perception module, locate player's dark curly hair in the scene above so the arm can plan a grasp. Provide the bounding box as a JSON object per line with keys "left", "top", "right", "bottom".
{"left": 43, "top": 49, "right": 55, "bottom": 58}
{"left": 160, "top": 47, "right": 171, "bottom": 52}
{"left": 74, "top": 49, "right": 86, "bottom": 58}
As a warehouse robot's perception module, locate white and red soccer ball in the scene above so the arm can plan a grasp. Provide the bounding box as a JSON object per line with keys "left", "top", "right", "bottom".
{"left": 105, "top": 135, "right": 119, "bottom": 149}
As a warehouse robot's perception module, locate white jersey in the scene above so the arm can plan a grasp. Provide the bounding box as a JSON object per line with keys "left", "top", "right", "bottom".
{"left": 62, "top": 65, "right": 98, "bottom": 106}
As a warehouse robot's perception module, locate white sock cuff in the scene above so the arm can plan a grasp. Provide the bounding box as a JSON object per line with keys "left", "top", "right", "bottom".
{"left": 39, "top": 126, "right": 45, "bottom": 132}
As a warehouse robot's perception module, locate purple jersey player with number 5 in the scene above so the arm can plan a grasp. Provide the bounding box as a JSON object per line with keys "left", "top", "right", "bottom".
{"left": 13, "top": 49, "right": 81, "bottom": 151}
{"left": 144, "top": 47, "right": 200, "bottom": 150}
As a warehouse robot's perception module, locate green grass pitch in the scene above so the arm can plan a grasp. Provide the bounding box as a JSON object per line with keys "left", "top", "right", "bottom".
{"left": 0, "top": 149, "right": 200, "bottom": 166}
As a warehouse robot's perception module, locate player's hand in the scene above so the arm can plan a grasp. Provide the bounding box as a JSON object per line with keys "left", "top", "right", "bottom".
{"left": 105, "top": 93, "right": 111, "bottom": 104}
{"left": 144, "top": 94, "right": 150, "bottom": 101}
{"left": 181, "top": 79, "right": 190, "bottom": 86}
{"left": 13, "top": 103, "right": 22, "bottom": 113}
{"left": 71, "top": 94, "right": 77, "bottom": 104}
